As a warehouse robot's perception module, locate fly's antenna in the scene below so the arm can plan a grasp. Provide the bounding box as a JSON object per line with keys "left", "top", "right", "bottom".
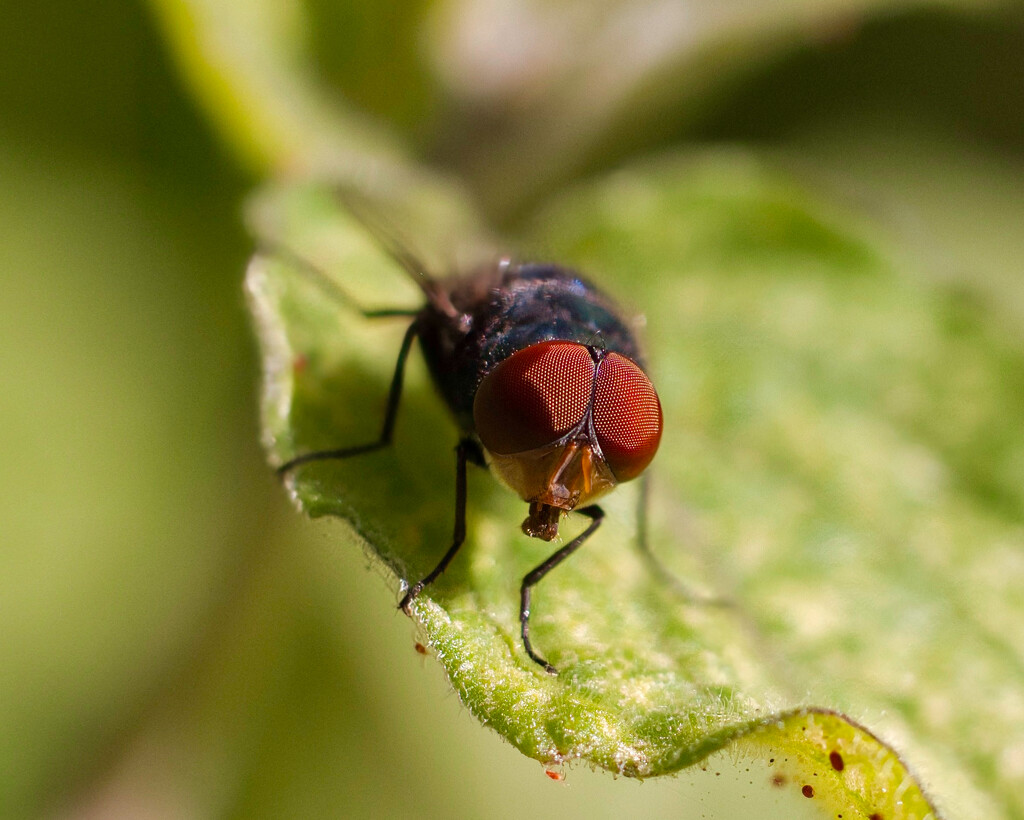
{"left": 335, "top": 187, "right": 460, "bottom": 319}
{"left": 585, "top": 329, "right": 607, "bottom": 352}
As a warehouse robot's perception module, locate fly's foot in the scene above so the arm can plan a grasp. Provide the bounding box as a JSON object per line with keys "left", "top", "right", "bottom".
{"left": 398, "top": 582, "right": 423, "bottom": 614}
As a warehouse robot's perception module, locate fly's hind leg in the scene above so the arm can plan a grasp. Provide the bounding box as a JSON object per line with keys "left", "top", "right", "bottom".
{"left": 256, "top": 242, "right": 421, "bottom": 321}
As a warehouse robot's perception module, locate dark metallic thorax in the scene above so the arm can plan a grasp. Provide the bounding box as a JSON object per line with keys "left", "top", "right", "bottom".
{"left": 416, "top": 262, "right": 642, "bottom": 432}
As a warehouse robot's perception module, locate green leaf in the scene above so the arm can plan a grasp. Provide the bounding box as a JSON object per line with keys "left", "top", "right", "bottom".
{"left": 773, "top": 124, "right": 1024, "bottom": 331}
{"left": 246, "top": 151, "right": 1022, "bottom": 817}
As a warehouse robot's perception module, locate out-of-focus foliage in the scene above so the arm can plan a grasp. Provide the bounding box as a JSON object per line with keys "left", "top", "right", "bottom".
{"left": 2, "top": 0, "right": 1023, "bottom": 818}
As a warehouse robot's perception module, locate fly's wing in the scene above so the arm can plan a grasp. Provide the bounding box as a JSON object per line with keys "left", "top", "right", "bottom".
{"left": 334, "top": 189, "right": 440, "bottom": 297}
{"left": 334, "top": 185, "right": 497, "bottom": 320}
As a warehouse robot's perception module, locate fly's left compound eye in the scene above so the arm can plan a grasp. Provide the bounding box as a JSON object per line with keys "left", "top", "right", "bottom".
{"left": 592, "top": 353, "right": 662, "bottom": 481}
{"left": 473, "top": 341, "right": 596, "bottom": 455}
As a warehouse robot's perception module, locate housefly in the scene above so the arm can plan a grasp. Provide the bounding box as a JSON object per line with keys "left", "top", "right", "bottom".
{"left": 271, "top": 201, "right": 664, "bottom": 674}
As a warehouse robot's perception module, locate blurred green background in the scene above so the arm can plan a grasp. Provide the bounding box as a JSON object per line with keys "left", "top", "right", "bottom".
{"left": 2, "top": 1, "right": 1022, "bottom": 818}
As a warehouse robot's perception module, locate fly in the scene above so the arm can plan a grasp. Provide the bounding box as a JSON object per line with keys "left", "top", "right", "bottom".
{"left": 270, "top": 202, "right": 664, "bottom": 674}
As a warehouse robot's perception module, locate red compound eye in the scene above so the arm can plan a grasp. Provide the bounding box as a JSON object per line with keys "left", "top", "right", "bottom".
{"left": 474, "top": 341, "right": 595, "bottom": 455}
{"left": 592, "top": 353, "right": 662, "bottom": 481}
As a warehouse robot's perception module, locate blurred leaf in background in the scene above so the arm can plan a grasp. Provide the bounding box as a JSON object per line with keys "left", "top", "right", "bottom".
{"left": 2, "top": 0, "right": 1022, "bottom": 819}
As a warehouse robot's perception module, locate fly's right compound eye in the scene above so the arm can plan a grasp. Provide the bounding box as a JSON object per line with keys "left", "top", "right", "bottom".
{"left": 591, "top": 352, "right": 662, "bottom": 481}
{"left": 473, "top": 341, "right": 596, "bottom": 455}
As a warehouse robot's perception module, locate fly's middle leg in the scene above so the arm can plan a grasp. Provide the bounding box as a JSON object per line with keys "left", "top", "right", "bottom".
{"left": 276, "top": 320, "right": 419, "bottom": 475}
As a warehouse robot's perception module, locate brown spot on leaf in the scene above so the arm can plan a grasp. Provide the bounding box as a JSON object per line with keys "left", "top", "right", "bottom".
{"left": 802, "top": 785, "right": 815, "bottom": 798}
{"left": 771, "top": 774, "right": 786, "bottom": 787}
{"left": 544, "top": 769, "right": 565, "bottom": 781}
{"left": 829, "top": 750, "right": 844, "bottom": 771}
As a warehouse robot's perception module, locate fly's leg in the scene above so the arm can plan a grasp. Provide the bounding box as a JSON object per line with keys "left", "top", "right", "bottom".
{"left": 635, "top": 474, "right": 729, "bottom": 606}
{"left": 261, "top": 241, "right": 482, "bottom": 610}
{"left": 520, "top": 505, "right": 605, "bottom": 675}
{"left": 256, "top": 242, "right": 421, "bottom": 320}
{"left": 399, "top": 438, "right": 484, "bottom": 611}
{"left": 634, "top": 472, "right": 680, "bottom": 590}
{"left": 255, "top": 242, "right": 421, "bottom": 474}
{"left": 276, "top": 320, "right": 418, "bottom": 474}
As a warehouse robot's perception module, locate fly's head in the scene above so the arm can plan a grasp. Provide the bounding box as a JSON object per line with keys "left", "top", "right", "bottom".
{"left": 472, "top": 341, "right": 663, "bottom": 541}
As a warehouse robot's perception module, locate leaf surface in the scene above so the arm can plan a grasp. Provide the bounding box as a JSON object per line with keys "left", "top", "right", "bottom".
{"left": 247, "top": 153, "right": 1023, "bottom": 817}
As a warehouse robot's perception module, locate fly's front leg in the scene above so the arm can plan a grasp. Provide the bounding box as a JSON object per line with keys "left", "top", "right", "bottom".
{"left": 520, "top": 505, "right": 605, "bottom": 674}
{"left": 399, "top": 438, "right": 484, "bottom": 611}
